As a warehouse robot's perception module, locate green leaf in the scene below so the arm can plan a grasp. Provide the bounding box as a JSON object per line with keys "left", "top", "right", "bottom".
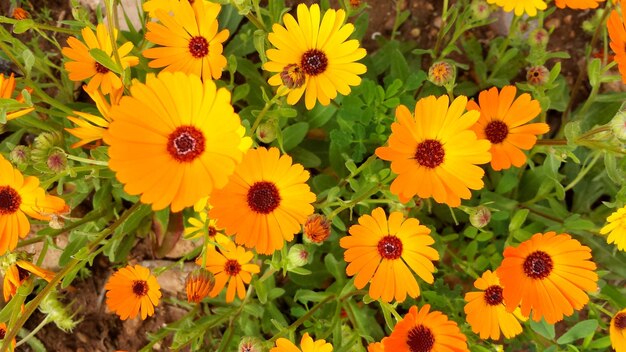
{"left": 530, "top": 318, "right": 555, "bottom": 340}
{"left": 556, "top": 320, "right": 598, "bottom": 345}
{"left": 324, "top": 253, "right": 345, "bottom": 282}
{"left": 89, "top": 48, "right": 121, "bottom": 74}
{"left": 13, "top": 19, "right": 34, "bottom": 34}
{"left": 282, "top": 122, "right": 309, "bottom": 151}
{"left": 509, "top": 209, "right": 529, "bottom": 232}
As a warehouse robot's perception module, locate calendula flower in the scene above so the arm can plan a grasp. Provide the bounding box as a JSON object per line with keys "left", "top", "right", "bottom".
{"left": 184, "top": 210, "right": 230, "bottom": 243}
{"left": 62, "top": 24, "right": 138, "bottom": 95}
{"left": 185, "top": 268, "right": 214, "bottom": 303}
{"left": 103, "top": 71, "right": 249, "bottom": 212}
{"left": 271, "top": 333, "right": 333, "bottom": 352}
{"left": 384, "top": 305, "right": 469, "bottom": 352}
{"left": 486, "top": 0, "right": 547, "bottom": 17}
{"left": 555, "top": 0, "right": 604, "bottom": 9}
{"left": 600, "top": 205, "right": 626, "bottom": 251}
{"left": 303, "top": 214, "right": 331, "bottom": 244}
{"left": 496, "top": 232, "right": 598, "bottom": 324}
{"left": 210, "top": 147, "right": 316, "bottom": 255}
{"left": 142, "top": 0, "right": 176, "bottom": 17}
{"left": 144, "top": 0, "right": 228, "bottom": 80}
{"left": 375, "top": 95, "right": 491, "bottom": 207}
{"left": 264, "top": 4, "right": 367, "bottom": 110}
{"left": 611, "top": 308, "right": 626, "bottom": 352}
{"left": 3, "top": 260, "right": 55, "bottom": 301}
{"left": 608, "top": 1, "right": 626, "bottom": 83}
{"left": 66, "top": 86, "right": 121, "bottom": 148}
{"left": 464, "top": 270, "right": 523, "bottom": 340}
{"left": 0, "top": 322, "right": 16, "bottom": 350}
{"left": 202, "top": 241, "right": 260, "bottom": 303}
{"left": 12, "top": 7, "right": 29, "bottom": 20}
{"left": 104, "top": 264, "right": 161, "bottom": 320}
{"left": 340, "top": 208, "right": 439, "bottom": 303}
{"left": 468, "top": 86, "right": 549, "bottom": 171}
{"left": 1, "top": 73, "right": 34, "bottom": 121}
{"left": 0, "top": 155, "right": 68, "bottom": 255}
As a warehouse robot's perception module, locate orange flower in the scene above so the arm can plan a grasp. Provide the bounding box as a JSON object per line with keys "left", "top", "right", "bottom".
{"left": 496, "top": 232, "right": 598, "bottom": 324}
{"left": 0, "top": 73, "right": 34, "bottom": 121}
{"left": 555, "top": 0, "right": 604, "bottom": 9}
{"left": 12, "top": 7, "right": 30, "bottom": 20}
{"left": 468, "top": 86, "right": 549, "bottom": 171}
{"left": 611, "top": 308, "right": 626, "bottom": 352}
{"left": 303, "top": 214, "right": 331, "bottom": 243}
{"left": 0, "top": 322, "right": 16, "bottom": 350}
{"left": 367, "top": 340, "right": 386, "bottom": 352}
{"left": 3, "top": 260, "right": 55, "bottom": 301}
{"left": 384, "top": 305, "right": 468, "bottom": 352}
{"left": 185, "top": 268, "right": 214, "bottom": 303}
{"left": 202, "top": 241, "right": 260, "bottom": 303}
{"left": 340, "top": 208, "right": 439, "bottom": 303}
{"left": 66, "top": 86, "right": 121, "bottom": 148}
{"left": 104, "top": 264, "right": 161, "bottom": 320}
{"left": 608, "top": 0, "right": 626, "bottom": 83}
{"left": 464, "top": 270, "right": 523, "bottom": 340}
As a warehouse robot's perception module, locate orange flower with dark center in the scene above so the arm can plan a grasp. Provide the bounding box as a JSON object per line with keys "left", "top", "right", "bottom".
{"left": 496, "top": 232, "right": 598, "bottom": 324}
{"left": 104, "top": 264, "right": 161, "bottom": 320}
{"left": 0, "top": 322, "right": 15, "bottom": 349}
{"left": 202, "top": 241, "right": 260, "bottom": 303}
{"left": 0, "top": 73, "right": 34, "bottom": 121}
{"left": 3, "top": 260, "right": 55, "bottom": 302}
{"left": 611, "top": 309, "right": 626, "bottom": 351}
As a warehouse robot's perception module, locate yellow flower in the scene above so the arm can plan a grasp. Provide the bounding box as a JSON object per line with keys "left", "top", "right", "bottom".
{"left": 375, "top": 95, "right": 491, "bottom": 207}
{"left": 0, "top": 73, "right": 34, "bottom": 121}
{"left": 104, "top": 264, "right": 161, "bottom": 320}
{"left": 66, "top": 86, "right": 121, "bottom": 148}
{"left": 340, "top": 207, "right": 439, "bottom": 303}
{"left": 185, "top": 210, "right": 231, "bottom": 246}
{"left": 486, "top": 0, "right": 547, "bottom": 17}
{"left": 601, "top": 205, "right": 626, "bottom": 251}
{"left": 103, "top": 71, "right": 247, "bottom": 212}
{"left": 271, "top": 333, "right": 333, "bottom": 352}
{"left": 264, "top": 4, "right": 367, "bottom": 110}
{"left": 202, "top": 241, "right": 260, "bottom": 303}
{"left": 0, "top": 155, "right": 68, "bottom": 255}
{"left": 611, "top": 308, "right": 626, "bottom": 352}
{"left": 62, "top": 24, "right": 138, "bottom": 95}
{"left": 144, "top": 0, "right": 229, "bottom": 80}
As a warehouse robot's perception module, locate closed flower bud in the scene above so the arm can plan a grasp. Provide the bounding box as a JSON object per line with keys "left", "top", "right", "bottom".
{"left": 529, "top": 28, "right": 549, "bottom": 47}
{"left": 12, "top": 8, "right": 30, "bottom": 20}
{"left": 428, "top": 61, "right": 455, "bottom": 86}
{"left": 610, "top": 111, "right": 626, "bottom": 140}
{"left": 31, "top": 131, "right": 63, "bottom": 165}
{"left": 9, "top": 145, "right": 30, "bottom": 166}
{"left": 185, "top": 268, "right": 215, "bottom": 303}
{"left": 469, "top": 206, "right": 491, "bottom": 229}
{"left": 303, "top": 214, "right": 331, "bottom": 244}
{"left": 280, "top": 64, "right": 305, "bottom": 89}
{"left": 470, "top": 0, "right": 490, "bottom": 21}
{"left": 526, "top": 65, "right": 550, "bottom": 86}
{"left": 46, "top": 150, "right": 68, "bottom": 173}
{"left": 239, "top": 336, "right": 264, "bottom": 352}
{"left": 256, "top": 121, "right": 277, "bottom": 144}
{"left": 287, "top": 244, "right": 309, "bottom": 269}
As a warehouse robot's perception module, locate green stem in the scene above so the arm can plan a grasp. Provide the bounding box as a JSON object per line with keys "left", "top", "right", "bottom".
{"left": 327, "top": 183, "right": 383, "bottom": 220}
{"left": 563, "top": 152, "right": 601, "bottom": 192}
{"left": 250, "top": 89, "right": 285, "bottom": 134}
{"left": 65, "top": 154, "right": 109, "bottom": 166}
{"left": 139, "top": 306, "right": 200, "bottom": 352}
{"left": 535, "top": 139, "right": 567, "bottom": 146}
{"left": 1, "top": 202, "right": 143, "bottom": 351}
{"left": 217, "top": 284, "right": 255, "bottom": 352}
{"left": 14, "top": 316, "right": 50, "bottom": 347}
{"left": 268, "top": 294, "right": 336, "bottom": 343}
{"left": 232, "top": 0, "right": 267, "bottom": 32}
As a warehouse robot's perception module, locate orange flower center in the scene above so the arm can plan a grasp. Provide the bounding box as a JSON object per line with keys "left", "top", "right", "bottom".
{"left": 377, "top": 235, "right": 403, "bottom": 259}
{"left": 300, "top": 49, "right": 328, "bottom": 76}
{"left": 281, "top": 64, "right": 306, "bottom": 89}
{"left": 94, "top": 62, "right": 110, "bottom": 74}
{"left": 167, "top": 126, "right": 206, "bottom": 162}
{"left": 208, "top": 226, "right": 217, "bottom": 238}
{"left": 0, "top": 186, "right": 21, "bottom": 215}
{"left": 523, "top": 250, "right": 553, "bottom": 279}
{"left": 414, "top": 139, "right": 445, "bottom": 168}
{"left": 188, "top": 36, "right": 209, "bottom": 58}
{"left": 247, "top": 181, "right": 281, "bottom": 214}
{"left": 132, "top": 280, "right": 149, "bottom": 297}
{"left": 484, "top": 121, "right": 509, "bottom": 144}
{"left": 615, "top": 313, "right": 626, "bottom": 330}
{"left": 407, "top": 325, "right": 435, "bottom": 352}
{"left": 484, "top": 285, "right": 504, "bottom": 306}
{"left": 224, "top": 259, "right": 241, "bottom": 276}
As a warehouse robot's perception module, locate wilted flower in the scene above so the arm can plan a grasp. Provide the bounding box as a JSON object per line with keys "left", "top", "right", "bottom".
{"left": 527, "top": 65, "right": 550, "bottom": 86}
{"left": 303, "top": 214, "right": 331, "bottom": 244}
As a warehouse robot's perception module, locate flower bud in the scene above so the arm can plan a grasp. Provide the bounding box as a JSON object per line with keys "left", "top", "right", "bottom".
{"left": 9, "top": 145, "right": 30, "bottom": 166}
{"left": 469, "top": 206, "right": 491, "bottom": 229}
{"left": 528, "top": 28, "right": 549, "bottom": 47}
{"left": 46, "top": 150, "right": 68, "bottom": 173}
{"left": 470, "top": 0, "right": 491, "bottom": 21}
{"left": 256, "top": 121, "right": 277, "bottom": 144}
{"left": 610, "top": 111, "right": 626, "bottom": 140}
{"left": 526, "top": 65, "right": 550, "bottom": 86}
{"left": 428, "top": 61, "right": 455, "bottom": 87}
{"left": 239, "top": 337, "right": 264, "bottom": 352}
{"left": 287, "top": 244, "right": 309, "bottom": 269}
{"left": 280, "top": 64, "right": 305, "bottom": 89}
{"left": 303, "top": 214, "right": 331, "bottom": 244}
{"left": 185, "top": 268, "right": 215, "bottom": 303}
{"left": 31, "top": 131, "right": 63, "bottom": 165}
{"left": 12, "top": 7, "right": 30, "bottom": 20}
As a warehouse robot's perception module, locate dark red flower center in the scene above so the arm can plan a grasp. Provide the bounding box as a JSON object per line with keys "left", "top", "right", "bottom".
{"left": 414, "top": 139, "right": 445, "bottom": 168}
{"left": 17, "top": 266, "right": 30, "bottom": 282}
{"left": 0, "top": 327, "right": 5, "bottom": 340}
{"left": 247, "top": 181, "right": 281, "bottom": 214}
{"left": 407, "top": 325, "right": 435, "bottom": 352}
{"left": 300, "top": 49, "right": 328, "bottom": 76}
{"left": 94, "top": 62, "right": 110, "bottom": 74}
{"left": 377, "top": 235, "right": 403, "bottom": 260}
{"left": 615, "top": 313, "right": 626, "bottom": 329}
{"left": 484, "top": 120, "right": 509, "bottom": 144}
{"left": 166, "top": 125, "right": 206, "bottom": 162}
{"left": 484, "top": 285, "right": 504, "bottom": 306}
{"left": 224, "top": 259, "right": 241, "bottom": 276}
{"left": 523, "top": 251, "right": 553, "bottom": 279}
{"left": 0, "top": 186, "right": 21, "bottom": 215}
{"left": 132, "top": 280, "right": 149, "bottom": 297}
{"left": 208, "top": 226, "right": 217, "bottom": 238}
{"left": 188, "top": 36, "right": 209, "bottom": 58}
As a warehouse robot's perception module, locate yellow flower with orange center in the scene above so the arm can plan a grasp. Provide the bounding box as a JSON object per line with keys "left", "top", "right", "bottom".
{"left": 467, "top": 86, "right": 549, "bottom": 171}
{"left": 608, "top": 0, "right": 626, "bottom": 84}
{"left": 271, "top": 333, "right": 333, "bottom": 352}
{"left": 3, "top": 260, "right": 55, "bottom": 301}
{"left": 264, "top": 4, "right": 367, "bottom": 110}
{"left": 0, "top": 73, "right": 34, "bottom": 121}
{"left": 496, "top": 232, "right": 598, "bottom": 324}
{"left": 464, "top": 270, "right": 523, "bottom": 340}
{"left": 202, "top": 241, "right": 260, "bottom": 303}
{"left": 340, "top": 208, "right": 439, "bottom": 303}
{"left": 611, "top": 308, "right": 626, "bottom": 352}
{"left": 600, "top": 205, "right": 626, "bottom": 251}
{"left": 66, "top": 86, "right": 121, "bottom": 148}
{"left": 143, "top": 0, "right": 229, "bottom": 80}
{"left": 210, "top": 147, "right": 316, "bottom": 255}
{"left": 62, "top": 24, "right": 138, "bottom": 95}
{"left": 104, "top": 264, "right": 161, "bottom": 320}
{"left": 103, "top": 71, "right": 249, "bottom": 212}
{"left": 0, "top": 155, "right": 68, "bottom": 255}
{"left": 376, "top": 95, "right": 491, "bottom": 207}
{"left": 486, "top": 0, "right": 547, "bottom": 16}
{"left": 384, "top": 305, "right": 469, "bottom": 352}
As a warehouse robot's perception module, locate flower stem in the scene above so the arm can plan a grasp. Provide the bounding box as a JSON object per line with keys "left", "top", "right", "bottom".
{"left": 268, "top": 294, "right": 337, "bottom": 343}
{"left": 14, "top": 316, "right": 50, "bottom": 347}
